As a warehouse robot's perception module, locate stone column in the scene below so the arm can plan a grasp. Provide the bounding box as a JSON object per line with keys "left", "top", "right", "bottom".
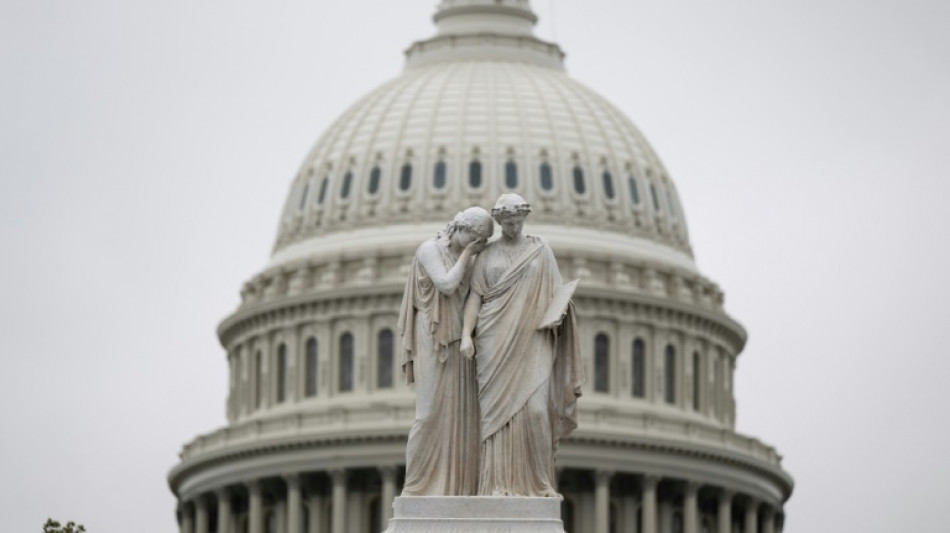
{"left": 248, "top": 481, "right": 264, "bottom": 533}
{"left": 717, "top": 489, "right": 733, "bottom": 533}
{"left": 195, "top": 498, "right": 209, "bottom": 533}
{"left": 380, "top": 466, "right": 397, "bottom": 526}
{"left": 330, "top": 468, "right": 347, "bottom": 533}
{"left": 622, "top": 491, "right": 638, "bottom": 533}
{"left": 216, "top": 489, "right": 232, "bottom": 533}
{"left": 762, "top": 505, "right": 775, "bottom": 533}
{"left": 744, "top": 497, "right": 758, "bottom": 533}
{"left": 286, "top": 474, "right": 302, "bottom": 533}
{"left": 641, "top": 475, "right": 659, "bottom": 533}
{"left": 179, "top": 502, "right": 194, "bottom": 533}
{"left": 683, "top": 482, "right": 699, "bottom": 533}
{"left": 307, "top": 493, "right": 325, "bottom": 533}
{"left": 595, "top": 469, "right": 614, "bottom": 533}
{"left": 276, "top": 500, "right": 287, "bottom": 533}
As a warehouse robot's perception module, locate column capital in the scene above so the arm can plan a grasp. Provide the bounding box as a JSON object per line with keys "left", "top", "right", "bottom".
{"left": 719, "top": 487, "right": 735, "bottom": 501}
{"left": 246, "top": 479, "right": 262, "bottom": 494}
{"left": 329, "top": 468, "right": 347, "bottom": 484}
{"left": 641, "top": 474, "right": 661, "bottom": 489}
{"left": 684, "top": 480, "right": 701, "bottom": 495}
{"left": 284, "top": 473, "right": 301, "bottom": 487}
{"left": 745, "top": 495, "right": 760, "bottom": 508}
{"left": 594, "top": 469, "right": 615, "bottom": 483}
{"left": 216, "top": 487, "right": 231, "bottom": 499}
{"left": 378, "top": 465, "right": 397, "bottom": 479}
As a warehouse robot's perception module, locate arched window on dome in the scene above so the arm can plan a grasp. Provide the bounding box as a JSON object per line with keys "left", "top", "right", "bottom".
{"left": 318, "top": 177, "right": 329, "bottom": 205}
{"left": 377, "top": 329, "right": 394, "bottom": 389}
{"left": 539, "top": 162, "right": 553, "bottom": 191}
{"left": 664, "top": 344, "right": 676, "bottom": 404}
{"left": 650, "top": 182, "right": 661, "bottom": 212}
{"left": 632, "top": 338, "right": 645, "bottom": 398}
{"left": 433, "top": 160, "right": 447, "bottom": 189}
{"left": 276, "top": 343, "right": 287, "bottom": 403}
{"left": 505, "top": 160, "right": 518, "bottom": 189}
{"left": 305, "top": 337, "right": 318, "bottom": 397}
{"left": 594, "top": 333, "right": 609, "bottom": 393}
{"left": 627, "top": 176, "right": 641, "bottom": 206}
{"left": 602, "top": 170, "right": 615, "bottom": 199}
{"left": 339, "top": 333, "right": 354, "bottom": 392}
{"left": 693, "top": 351, "right": 701, "bottom": 411}
{"left": 572, "top": 165, "right": 586, "bottom": 194}
{"left": 469, "top": 160, "right": 482, "bottom": 188}
{"left": 298, "top": 182, "right": 310, "bottom": 211}
{"left": 399, "top": 163, "right": 413, "bottom": 191}
{"left": 340, "top": 171, "right": 353, "bottom": 199}
{"left": 368, "top": 166, "right": 381, "bottom": 195}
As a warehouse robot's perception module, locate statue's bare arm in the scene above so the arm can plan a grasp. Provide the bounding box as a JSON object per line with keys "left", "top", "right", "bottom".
{"left": 460, "top": 291, "right": 482, "bottom": 359}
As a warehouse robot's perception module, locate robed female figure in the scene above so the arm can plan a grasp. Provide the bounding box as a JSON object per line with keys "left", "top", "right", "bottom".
{"left": 461, "top": 194, "right": 585, "bottom": 497}
{"left": 398, "top": 207, "right": 493, "bottom": 496}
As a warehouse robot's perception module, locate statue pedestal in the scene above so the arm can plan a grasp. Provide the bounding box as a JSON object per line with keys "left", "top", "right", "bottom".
{"left": 384, "top": 496, "right": 566, "bottom": 532}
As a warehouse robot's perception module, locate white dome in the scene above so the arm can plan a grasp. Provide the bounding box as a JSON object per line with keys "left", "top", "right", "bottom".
{"left": 272, "top": 6, "right": 692, "bottom": 273}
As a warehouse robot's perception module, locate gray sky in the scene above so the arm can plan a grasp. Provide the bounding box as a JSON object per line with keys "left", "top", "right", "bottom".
{"left": 2, "top": 1, "right": 948, "bottom": 531}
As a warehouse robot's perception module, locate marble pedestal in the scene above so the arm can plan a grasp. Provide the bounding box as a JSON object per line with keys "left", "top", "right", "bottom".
{"left": 384, "top": 496, "right": 566, "bottom": 532}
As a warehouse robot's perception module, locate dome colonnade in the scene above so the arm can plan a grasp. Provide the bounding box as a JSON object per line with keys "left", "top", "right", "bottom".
{"left": 169, "top": 1, "right": 792, "bottom": 532}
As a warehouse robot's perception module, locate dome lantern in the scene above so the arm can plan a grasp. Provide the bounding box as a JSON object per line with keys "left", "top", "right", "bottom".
{"left": 406, "top": 0, "right": 563, "bottom": 69}
{"left": 433, "top": 0, "right": 538, "bottom": 37}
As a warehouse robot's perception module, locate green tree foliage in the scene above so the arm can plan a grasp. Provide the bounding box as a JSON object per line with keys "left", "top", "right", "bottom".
{"left": 43, "top": 519, "right": 86, "bottom": 533}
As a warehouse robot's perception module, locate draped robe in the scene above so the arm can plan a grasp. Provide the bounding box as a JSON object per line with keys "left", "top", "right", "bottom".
{"left": 397, "top": 237, "right": 479, "bottom": 496}
{"left": 470, "top": 236, "right": 585, "bottom": 496}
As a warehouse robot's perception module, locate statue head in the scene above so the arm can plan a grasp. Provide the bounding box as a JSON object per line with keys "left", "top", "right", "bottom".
{"left": 447, "top": 206, "right": 494, "bottom": 241}
{"left": 491, "top": 193, "right": 532, "bottom": 221}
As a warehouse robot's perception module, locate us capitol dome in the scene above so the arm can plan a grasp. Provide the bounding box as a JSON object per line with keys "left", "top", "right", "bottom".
{"left": 168, "top": 1, "right": 793, "bottom": 532}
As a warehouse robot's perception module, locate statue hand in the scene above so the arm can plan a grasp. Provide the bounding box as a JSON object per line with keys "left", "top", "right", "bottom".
{"left": 465, "top": 239, "right": 488, "bottom": 255}
{"left": 460, "top": 336, "right": 476, "bottom": 359}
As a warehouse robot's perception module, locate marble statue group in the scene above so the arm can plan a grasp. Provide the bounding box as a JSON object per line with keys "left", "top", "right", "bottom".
{"left": 397, "top": 193, "right": 585, "bottom": 499}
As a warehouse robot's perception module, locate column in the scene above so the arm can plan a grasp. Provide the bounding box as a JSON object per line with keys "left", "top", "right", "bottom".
{"left": 330, "top": 468, "right": 347, "bottom": 533}
{"left": 659, "top": 501, "right": 672, "bottom": 533}
{"left": 762, "top": 506, "right": 775, "bottom": 533}
{"left": 248, "top": 481, "right": 264, "bottom": 533}
{"left": 286, "top": 475, "right": 302, "bottom": 533}
{"left": 595, "top": 470, "right": 613, "bottom": 533}
{"left": 744, "top": 498, "right": 758, "bottom": 533}
{"left": 622, "top": 491, "right": 638, "bottom": 533}
{"left": 717, "top": 489, "right": 733, "bottom": 533}
{"left": 307, "top": 493, "right": 325, "bottom": 533}
{"left": 276, "top": 500, "right": 287, "bottom": 533}
{"left": 683, "top": 482, "right": 699, "bottom": 533}
{"left": 179, "top": 502, "right": 194, "bottom": 533}
{"left": 641, "top": 475, "right": 659, "bottom": 533}
{"left": 380, "top": 466, "right": 397, "bottom": 526}
{"left": 195, "top": 498, "right": 209, "bottom": 533}
{"left": 216, "top": 489, "right": 232, "bottom": 533}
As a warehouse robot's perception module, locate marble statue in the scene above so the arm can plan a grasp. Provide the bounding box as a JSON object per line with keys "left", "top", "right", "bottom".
{"left": 461, "top": 194, "right": 585, "bottom": 498}
{"left": 398, "top": 207, "right": 494, "bottom": 496}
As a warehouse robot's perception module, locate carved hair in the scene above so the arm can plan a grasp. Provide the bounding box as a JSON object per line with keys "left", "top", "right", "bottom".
{"left": 491, "top": 193, "right": 532, "bottom": 220}
{"left": 443, "top": 206, "right": 494, "bottom": 240}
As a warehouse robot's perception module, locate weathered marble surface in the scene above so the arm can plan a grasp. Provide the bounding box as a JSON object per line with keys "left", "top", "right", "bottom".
{"left": 384, "top": 496, "right": 566, "bottom": 533}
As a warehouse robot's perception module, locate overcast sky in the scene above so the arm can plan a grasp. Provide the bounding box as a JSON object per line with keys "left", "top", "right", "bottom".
{"left": 2, "top": 1, "right": 948, "bottom": 531}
